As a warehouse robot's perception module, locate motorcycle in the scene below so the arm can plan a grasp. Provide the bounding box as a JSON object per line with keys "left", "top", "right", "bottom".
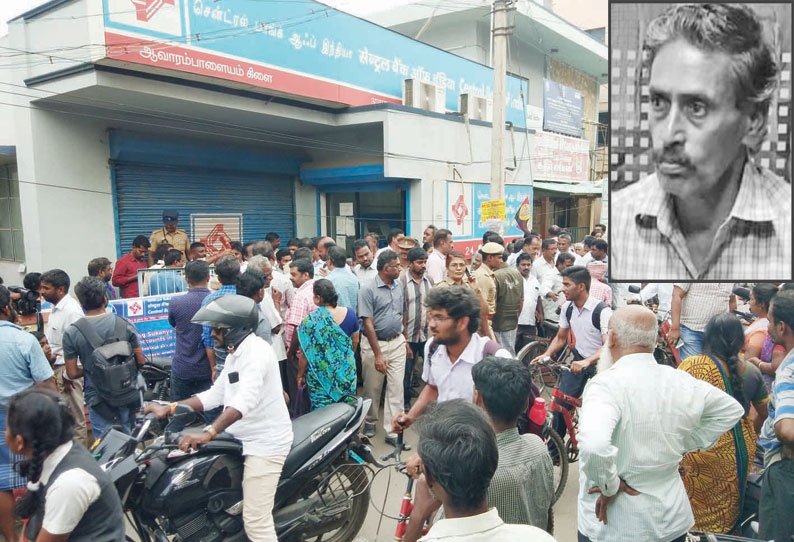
{"left": 139, "top": 357, "right": 172, "bottom": 402}
{"left": 93, "top": 392, "right": 378, "bottom": 542}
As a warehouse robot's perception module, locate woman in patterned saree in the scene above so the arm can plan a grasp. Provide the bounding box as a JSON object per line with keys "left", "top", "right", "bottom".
{"left": 297, "top": 279, "right": 359, "bottom": 410}
{"left": 678, "top": 313, "right": 763, "bottom": 534}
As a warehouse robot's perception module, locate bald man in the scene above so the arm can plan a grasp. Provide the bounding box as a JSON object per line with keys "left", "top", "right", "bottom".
{"left": 576, "top": 305, "right": 743, "bottom": 542}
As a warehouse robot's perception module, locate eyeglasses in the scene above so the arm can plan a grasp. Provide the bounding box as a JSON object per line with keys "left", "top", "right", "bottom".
{"left": 428, "top": 314, "right": 453, "bottom": 323}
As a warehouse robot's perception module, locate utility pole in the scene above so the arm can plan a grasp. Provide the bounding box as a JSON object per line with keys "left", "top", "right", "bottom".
{"left": 490, "top": 0, "right": 513, "bottom": 205}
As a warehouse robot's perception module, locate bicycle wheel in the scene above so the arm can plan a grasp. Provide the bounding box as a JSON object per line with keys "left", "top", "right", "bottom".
{"left": 519, "top": 341, "right": 555, "bottom": 402}
{"left": 544, "top": 426, "right": 568, "bottom": 503}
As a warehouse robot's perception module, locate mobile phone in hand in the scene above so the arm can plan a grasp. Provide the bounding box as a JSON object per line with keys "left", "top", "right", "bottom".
{"left": 465, "top": 268, "right": 472, "bottom": 280}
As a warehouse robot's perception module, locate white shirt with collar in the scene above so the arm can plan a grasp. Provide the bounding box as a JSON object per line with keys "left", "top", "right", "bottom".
{"left": 197, "top": 333, "right": 293, "bottom": 457}
{"left": 419, "top": 508, "right": 555, "bottom": 542}
{"left": 518, "top": 274, "right": 541, "bottom": 326}
{"left": 422, "top": 333, "right": 510, "bottom": 403}
{"left": 425, "top": 249, "right": 447, "bottom": 285}
{"left": 260, "top": 288, "right": 287, "bottom": 361}
{"left": 532, "top": 257, "right": 556, "bottom": 294}
{"left": 353, "top": 264, "right": 378, "bottom": 284}
{"left": 45, "top": 295, "right": 84, "bottom": 366}
{"left": 577, "top": 353, "right": 744, "bottom": 542}
{"left": 39, "top": 441, "right": 101, "bottom": 535}
{"left": 640, "top": 283, "right": 674, "bottom": 321}
{"left": 558, "top": 296, "right": 611, "bottom": 358}
{"left": 270, "top": 270, "right": 294, "bottom": 319}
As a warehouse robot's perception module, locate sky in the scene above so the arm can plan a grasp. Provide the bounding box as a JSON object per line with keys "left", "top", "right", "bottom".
{"left": 0, "top": 0, "right": 418, "bottom": 37}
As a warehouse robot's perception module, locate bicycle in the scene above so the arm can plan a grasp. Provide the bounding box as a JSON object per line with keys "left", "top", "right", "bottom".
{"left": 380, "top": 428, "right": 430, "bottom": 541}
{"left": 517, "top": 320, "right": 572, "bottom": 403}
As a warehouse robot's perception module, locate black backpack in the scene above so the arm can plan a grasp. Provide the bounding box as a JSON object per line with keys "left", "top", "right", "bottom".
{"left": 72, "top": 316, "right": 139, "bottom": 408}
{"left": 564, "top": 301, "right": 609, "bottom": 333}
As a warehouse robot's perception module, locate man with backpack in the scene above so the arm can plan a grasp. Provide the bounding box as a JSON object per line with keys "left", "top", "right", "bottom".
{"left": 63, "top": 277, "right": 146, "bottom": 436}
{"left": 531, "top": 266, "right": 611, "bottom": 442}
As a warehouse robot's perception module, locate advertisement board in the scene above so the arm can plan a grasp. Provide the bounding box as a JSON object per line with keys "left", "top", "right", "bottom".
{"left": 109, "top": 293, "right": 180, "bottom": 358}
{"left": 103, "top": 0, "right": 530, "bottom": 127}
{"left": 530, "top": 130, "right": 590, "bottom": 183}
{"left": 542, "top": 79, "right": 583, "bottom": 137}
{"left": 445, "top": 182, "right": 533, "bottom": 258}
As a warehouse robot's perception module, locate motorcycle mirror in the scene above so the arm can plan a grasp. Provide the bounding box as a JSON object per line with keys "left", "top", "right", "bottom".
{"left": 732, "top": 287, "right": 751, "bottom": 301}
{"left": 628, "top": 285, "right": 641, "bottom": 294}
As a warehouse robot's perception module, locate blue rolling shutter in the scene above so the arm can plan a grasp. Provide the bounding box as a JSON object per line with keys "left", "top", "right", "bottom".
{"left": 109, "top": 131, "right": 301, "bottom": 257}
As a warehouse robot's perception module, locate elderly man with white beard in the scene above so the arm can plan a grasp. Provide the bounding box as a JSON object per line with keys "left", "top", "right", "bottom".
{"left": 577, "top": 305, "right": 744, "bottom": 542}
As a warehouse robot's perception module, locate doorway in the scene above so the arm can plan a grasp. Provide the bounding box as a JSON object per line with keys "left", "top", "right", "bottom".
{"left": 325, "top": 190, "right": 406, "bottom": 254}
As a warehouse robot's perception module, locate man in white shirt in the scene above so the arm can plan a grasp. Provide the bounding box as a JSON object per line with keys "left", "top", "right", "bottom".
{"left": 425, "top": 228, "right": 453, "bottom": 285}
{"left": 532, "top": 265, "right": 611, "bottom": 442}
{"left": 556, "top": 232, "right": 584, "bottom": 266}
{"left": 375, "top": 228, "right": 404, "bottom": 259}
{"left": 532, "top": 238, "right": 557, "bottom": 284}
{"left": 352, "top": 240, "right": 378, "bottom": 283}
{"left": 640, "top": 283, "right": 674, "bottom": 321}
{"left": 147, "top": 295, "right": 293, "bottom": 542}
{"left": 413, "top": 400, "right": 556, "bottom": 542}
{"left": 40, "top": 269, "right": 89, "bottom": 446}
{"left": 390, "top": 285, "right": 511, "bottom": 542}
{"left": 515, "top": 253, "right": 543, "bottom": 353}
{"left": 539, "top": 252, "right": 575, "bottom": 326}
{"left": 577, "top": 305, "right": 743, "bottom": 542}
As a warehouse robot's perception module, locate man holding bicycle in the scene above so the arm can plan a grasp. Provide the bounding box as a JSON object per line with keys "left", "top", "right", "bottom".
{"left": 531, "top": 266, "right": 611, "bottom": 442}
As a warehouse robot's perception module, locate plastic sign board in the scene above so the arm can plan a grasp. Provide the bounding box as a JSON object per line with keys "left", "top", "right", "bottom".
{"left": 109, "top": 293, "right": 181, "bottom": 357}
{"left": 543, "top": 79, "right": 583, "bottom": 138}
{"left": 102, "top": 0, "right": 530, "bottom": 127}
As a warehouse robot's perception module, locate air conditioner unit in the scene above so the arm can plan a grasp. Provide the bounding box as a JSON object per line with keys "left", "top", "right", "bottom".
{"left": 403, "top": 79, "right": 446, "bottom": 114}
{"left": 459, "top": 93, "right": 493, "bottom": 122}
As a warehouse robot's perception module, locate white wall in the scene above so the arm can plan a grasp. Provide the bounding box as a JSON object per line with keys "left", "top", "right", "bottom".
{"left": 14, "top": 105, "right": 116, "bottom": 287}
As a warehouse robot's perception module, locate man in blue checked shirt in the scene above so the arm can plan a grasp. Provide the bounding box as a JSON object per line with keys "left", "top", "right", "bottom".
{"left": 758, "top": 290, "right": 794, "bottom": 542}
{"left": 200, "top": 255, "right": 240, "bottom": 379}
{"left": 0, "top": 285, "right": 56, "bottom": 542}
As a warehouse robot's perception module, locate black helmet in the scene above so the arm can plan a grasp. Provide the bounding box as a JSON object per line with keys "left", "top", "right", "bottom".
{"left": 192, "top": 295, "right": 258, "bottom": 348}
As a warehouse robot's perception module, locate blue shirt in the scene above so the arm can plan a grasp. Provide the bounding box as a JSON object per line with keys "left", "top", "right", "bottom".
{"left": 0, "top": 320, "right": 54, "bottom": 407}
{"left": 201, "top": 285, "right": 237, "bottom": 349}
{"left": 149, "top": 270, "right": 187, "bottom": 296}
{"left": 168, "top": 288, "right": 212, "bottom": 380}
{"left": 328, "top": 267, "right": 360, "bottom": 313}
{"left": 759, "top": 347, "right": 794, "bottom": 467}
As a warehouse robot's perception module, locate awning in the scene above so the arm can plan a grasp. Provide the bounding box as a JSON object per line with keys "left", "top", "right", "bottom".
{"left": 533, "top": 180, "right": 603, "bottom": 196}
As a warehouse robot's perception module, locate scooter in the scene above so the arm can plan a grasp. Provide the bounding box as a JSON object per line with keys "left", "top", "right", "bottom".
{"left": 93, "top": 385, "right": 379, "bottom": 542}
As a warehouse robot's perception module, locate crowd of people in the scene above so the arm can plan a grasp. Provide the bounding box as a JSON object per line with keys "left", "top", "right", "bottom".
{"left": 0, "top": 208, "right": 793, "bottom": 542}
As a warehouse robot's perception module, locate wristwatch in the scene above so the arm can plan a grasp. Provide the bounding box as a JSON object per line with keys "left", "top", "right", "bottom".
{"left": 204, "top": 425, "right": 218, "bottom": 439}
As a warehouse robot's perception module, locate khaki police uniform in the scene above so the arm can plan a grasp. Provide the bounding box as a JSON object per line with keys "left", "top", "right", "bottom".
{"left": 149, "top": 227, "right": 190, "bottom": 258}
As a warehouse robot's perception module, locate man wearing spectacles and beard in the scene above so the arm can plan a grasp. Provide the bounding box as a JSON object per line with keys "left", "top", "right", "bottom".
{"left": 388, "top": 285, "right": 511, "bottom": 542}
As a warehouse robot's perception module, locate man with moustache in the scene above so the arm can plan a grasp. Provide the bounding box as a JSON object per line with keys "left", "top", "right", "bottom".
{"left": 611, "top": 3, "right": 790, "bottom": 280}
{"left": 576, "top": 305, "right": 743, "bottom": 542}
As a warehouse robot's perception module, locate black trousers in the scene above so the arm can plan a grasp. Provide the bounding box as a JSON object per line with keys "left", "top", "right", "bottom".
{"left": 759, "top": 457, "right": 794, "bottom": 542}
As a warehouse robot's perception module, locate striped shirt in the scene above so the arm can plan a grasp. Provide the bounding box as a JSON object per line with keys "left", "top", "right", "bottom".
{"left": 284, "top": 280, "right": 318, "bottom": 351}
{"left": 759, "top": 347, "right": 794, "bottom": 467}
{"left": 578, "top": 353, "right": 744, "bottom": 542}
{"left": 675, "top": 283, "right": 734, "bottom": 332}
{"left": 611, "top": 160, "right": 791, "bottom": 280}
{"left": 401, "top": 271, "right": 431, "bottom": 343}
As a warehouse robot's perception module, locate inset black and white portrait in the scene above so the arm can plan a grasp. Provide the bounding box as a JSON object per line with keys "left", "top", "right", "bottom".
{"left": 609, "top": 3, "right": 792, "bottom": 281}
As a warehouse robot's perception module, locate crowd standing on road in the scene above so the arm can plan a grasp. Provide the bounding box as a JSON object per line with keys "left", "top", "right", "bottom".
{"left": 0, "top": 208, "right": 793, "bottom": 542}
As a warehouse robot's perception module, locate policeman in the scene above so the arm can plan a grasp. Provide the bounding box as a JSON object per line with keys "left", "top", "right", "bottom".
{"left": 149, "top": 210, "right": 190, "bottom": 266}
